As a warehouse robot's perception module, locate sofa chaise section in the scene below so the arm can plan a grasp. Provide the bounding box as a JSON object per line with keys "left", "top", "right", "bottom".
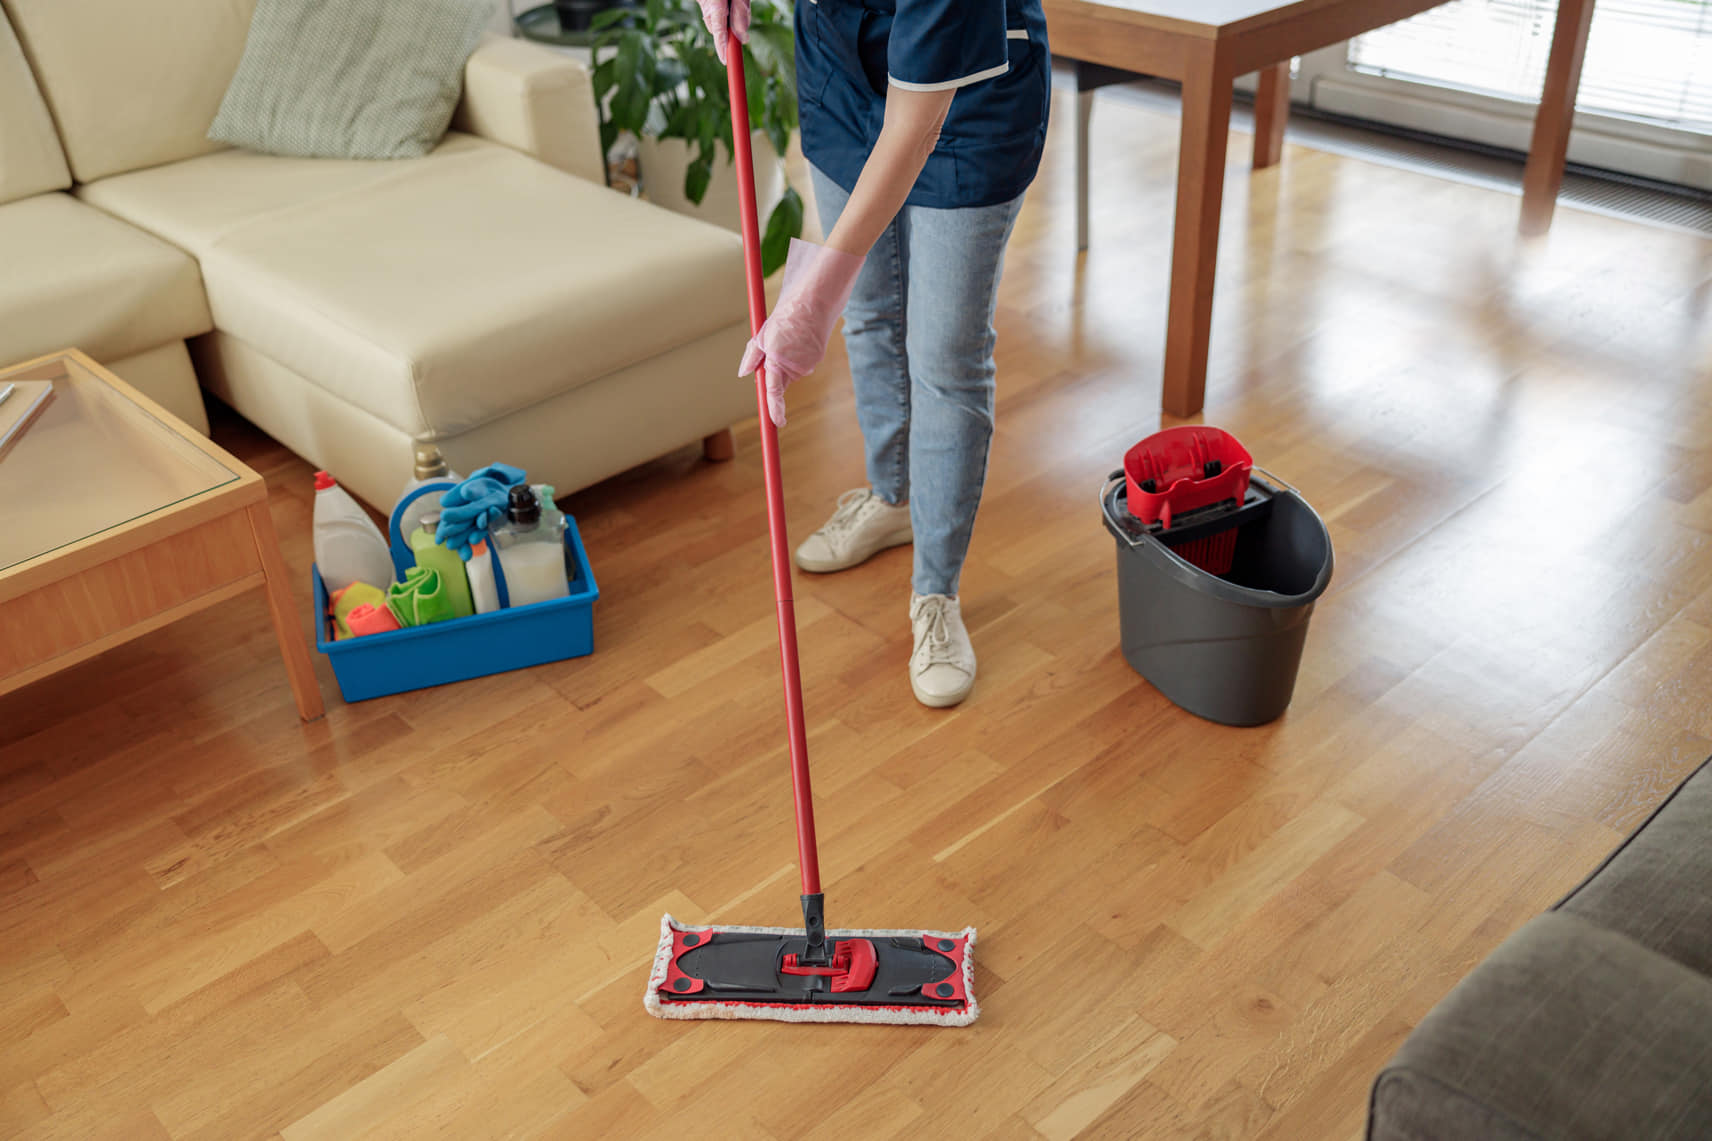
{"left": 78, "top": 132, "right": 751, "bottom": 507}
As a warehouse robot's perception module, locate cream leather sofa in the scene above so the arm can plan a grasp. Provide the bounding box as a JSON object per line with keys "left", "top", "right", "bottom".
{"left": 0, "top": 0, "right": 752, "bottom": 509}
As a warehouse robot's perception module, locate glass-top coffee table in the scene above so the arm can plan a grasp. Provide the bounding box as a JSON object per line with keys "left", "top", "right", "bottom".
{"left": 0, "top": 349, "right": 323, "bottom": 720}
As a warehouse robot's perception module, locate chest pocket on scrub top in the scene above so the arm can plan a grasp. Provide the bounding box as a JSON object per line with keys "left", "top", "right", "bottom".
{"left": 940, "top": 25, "right": 1042, "bottom": 141}
{"left": 809, "top": 0, "right": 891, "bottom": 101}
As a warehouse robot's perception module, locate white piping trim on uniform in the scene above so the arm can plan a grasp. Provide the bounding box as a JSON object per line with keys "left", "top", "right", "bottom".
{"left": 1007, "top": 28, "right": 1028, "bottom": 39}
{"left": 887, "top": 60, "right": 1009, "bottom": 92}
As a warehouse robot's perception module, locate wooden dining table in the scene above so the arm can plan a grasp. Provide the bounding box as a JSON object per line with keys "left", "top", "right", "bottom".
{"left": 1045, "top": 0, "right": 1598, "bottom": 417}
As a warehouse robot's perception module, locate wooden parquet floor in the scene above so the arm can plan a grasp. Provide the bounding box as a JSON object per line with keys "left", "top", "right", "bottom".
{"left": 4, "top": 88, "right": 1712, "bottom": 1140}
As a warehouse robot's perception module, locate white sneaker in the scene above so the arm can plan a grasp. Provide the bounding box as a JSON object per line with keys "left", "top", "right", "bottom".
{"left": 909, "top": 593, "right": 976, "bottom": 708}
{"left": 795, "top": 489, "right": 912, "bottom": 573}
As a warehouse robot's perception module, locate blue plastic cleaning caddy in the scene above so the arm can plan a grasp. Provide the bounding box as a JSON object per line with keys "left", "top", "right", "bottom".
{"left": 312, "top": 480, "right": 598, "bottom": 702}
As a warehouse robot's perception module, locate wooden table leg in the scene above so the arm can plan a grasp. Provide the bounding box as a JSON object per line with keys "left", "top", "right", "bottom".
{"left": 1253, "top": 61, "right": 1291, "bottom": 170}
{"left": 1076, "top": 86, "right": 1096, "bottom": 251}
{"left": 1162, "top": 47, "right": 1233, "bottom": 418}
{"left": 247, "top": 500, "right": 324, "bottom": 721}
{"left": 1071, "top": 61, "right": 1149, "bottom": 252}
{"left": 703, "top": 428, "right": 736, "bottom": 461}
{"left": 1521, "top": 0, "right": 1595, "bottom": 236}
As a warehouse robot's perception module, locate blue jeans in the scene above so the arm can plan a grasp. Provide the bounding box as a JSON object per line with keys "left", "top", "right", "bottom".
{"left": 809, "top": 165, "right": 1024, "bottom": 597}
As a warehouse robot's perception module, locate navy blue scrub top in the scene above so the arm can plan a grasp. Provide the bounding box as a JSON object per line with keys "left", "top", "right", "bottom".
{"left": 795, "top": 0, "right": 1050, "bottom": 210}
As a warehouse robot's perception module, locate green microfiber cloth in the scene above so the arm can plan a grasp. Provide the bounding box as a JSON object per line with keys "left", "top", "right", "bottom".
{"left": 386, "top": 565, "right": 454, "bottom": 627}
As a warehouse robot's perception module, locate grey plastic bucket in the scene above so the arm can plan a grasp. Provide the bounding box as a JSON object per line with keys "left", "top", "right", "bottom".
{"left": 1101, "top": 470, "right": 1333, "bottom": 726}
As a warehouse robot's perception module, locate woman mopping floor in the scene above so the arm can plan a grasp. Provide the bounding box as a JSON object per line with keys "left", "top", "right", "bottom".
{"left": 712, "top": 0, "right": 1049, "bottom": 708}
{"left": 645, "top": 0, "right": 1046, "bottom": 1024}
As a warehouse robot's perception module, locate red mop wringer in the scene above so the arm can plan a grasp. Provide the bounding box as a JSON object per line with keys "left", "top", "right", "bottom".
{"left": 643, "top": 25, "right": 978, "bottom": 1028}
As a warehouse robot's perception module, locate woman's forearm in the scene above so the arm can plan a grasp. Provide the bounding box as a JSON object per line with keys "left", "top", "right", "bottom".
{"left": 824, "top": 85, "right": 956, "bottom": 259}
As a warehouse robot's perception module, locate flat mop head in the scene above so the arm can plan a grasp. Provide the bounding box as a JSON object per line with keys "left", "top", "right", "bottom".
{"left": 644, "top": 914, "right": 978, "bottom": 1027}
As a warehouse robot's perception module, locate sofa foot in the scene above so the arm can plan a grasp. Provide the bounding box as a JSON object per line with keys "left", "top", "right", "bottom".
{"left": 703, "top": 428, "right": 736, "bottom": 462}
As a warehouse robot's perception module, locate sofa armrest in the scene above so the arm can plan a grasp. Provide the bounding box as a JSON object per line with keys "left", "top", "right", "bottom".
{"left": 1369, "top": 912, "right": 1712, "bottom": 1141}
{"left": 453, "top": 37, "right": 605, "bottom": 185}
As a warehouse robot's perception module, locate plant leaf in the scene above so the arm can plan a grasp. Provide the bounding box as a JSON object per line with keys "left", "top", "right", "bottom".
{"left": 685, "top": 151, "right": 714, "bottom": 205}
{"left": 683, "top": 43, "right": 726, "bottom": 102}
{"left": 761, "top": 186, "right": 803, "bottom": 277}
{"left": 748, "top": 23, "right": 796, "bottom": 94}
{"left": 762, "top": 79, "right": 790, "bottom": 159}
{"left": 765, "top": 120, "right": 790, "bottom": 163}
{"left": 774, "top": 76, "right": 798, "bottom": 133}
{"left": 637, "top": 30, "right": 661, "bottom": 85}
{"left": 743, "top": 46, "right": 766, "bottom": 130}
{"left": 614, "top": 29, "right": 644, "bottom": 80}
{"left": 607, "top": 30, "right": 657, "bottom": 134}
{"left": 697, "top": 104, "right": 718, "bottom": 154}
{"left": 590, "top": 7, "right": 635, "bottom": 31}
{"left": 663, "top": 103, "right": 696, "bottom": 139}
{"left": 591, "top": 56, "right": 616, "bottom": 99}
{"left": 611, "top": 83, "right": 650, "bottom": 135}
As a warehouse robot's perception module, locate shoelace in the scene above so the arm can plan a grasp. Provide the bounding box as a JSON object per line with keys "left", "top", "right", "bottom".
{"left": 915, "top": 598, "right": 962, "bottom": 667}
{"left": 820, "top": 489, "right": 875, "bottom": 541}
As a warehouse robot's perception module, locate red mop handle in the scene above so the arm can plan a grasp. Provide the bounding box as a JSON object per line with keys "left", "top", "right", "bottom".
{"left": 727, "top": 34, "right": 821, "bottom": 898}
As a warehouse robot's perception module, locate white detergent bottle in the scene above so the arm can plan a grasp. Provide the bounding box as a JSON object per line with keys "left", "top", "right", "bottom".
{"left": 491, "top": 485, "right": 570, "bottom": 608}
{"left": 466, "top": 539, "right": 502, "bottom": 615}
{"left": 394, "top": 442, "right": 461, "bottom": 548}
{"left": 312, "top": 471, "right": 396, "bottom": 593}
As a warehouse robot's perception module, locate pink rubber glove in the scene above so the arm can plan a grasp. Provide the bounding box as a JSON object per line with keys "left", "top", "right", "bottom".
{"left": 739, "top": 238, "right": 865, "bottom": 427}
{"left": 698, "top": 0, "right": 750, "bottom": 64}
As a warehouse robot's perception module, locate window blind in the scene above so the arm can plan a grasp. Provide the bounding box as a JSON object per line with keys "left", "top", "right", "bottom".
{"left": 1348, "top": 0, "right": 1712, "bottom": 133}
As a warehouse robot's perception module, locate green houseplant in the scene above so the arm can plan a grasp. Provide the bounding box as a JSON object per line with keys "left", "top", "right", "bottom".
{"left": 592, "top": 0, "right": 802, "bottom": 275}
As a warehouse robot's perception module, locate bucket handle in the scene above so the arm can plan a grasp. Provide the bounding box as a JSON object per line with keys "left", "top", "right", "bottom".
{"left": 1250, "top": 466, "right": 1297, "bottom": 498}
{"left": 1101, "top": 469, "right": 1150, "bottom": 551}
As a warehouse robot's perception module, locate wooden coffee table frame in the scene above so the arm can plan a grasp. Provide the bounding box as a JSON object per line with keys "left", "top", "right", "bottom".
{"left": 0, "top": 350, "right": 324, "bottom": 721}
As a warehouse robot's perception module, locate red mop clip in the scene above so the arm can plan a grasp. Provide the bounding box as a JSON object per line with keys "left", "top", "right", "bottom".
{"left": 661, "top": 927, "right": 710, "bottom": 996}
{"left": 919, "top": 933, "right": 969, "bottom": 1003}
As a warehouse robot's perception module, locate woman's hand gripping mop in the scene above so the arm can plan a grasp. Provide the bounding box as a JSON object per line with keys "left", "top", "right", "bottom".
{"left": 643, "top": 16, "right": 977, "bottom": 1028}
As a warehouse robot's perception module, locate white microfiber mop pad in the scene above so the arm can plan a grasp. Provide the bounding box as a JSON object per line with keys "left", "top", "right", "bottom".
{"left": 644, "top": 913, "right": 979, "bottom": 1027}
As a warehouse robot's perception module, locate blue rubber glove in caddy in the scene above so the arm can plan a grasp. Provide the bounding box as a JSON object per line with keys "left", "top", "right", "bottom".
{"left": 435, "top": 462, "right": 527, "bottom": 560}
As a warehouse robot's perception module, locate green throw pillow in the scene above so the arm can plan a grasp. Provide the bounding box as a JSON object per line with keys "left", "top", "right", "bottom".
{"left": 209, "top": 0, "right": 492, "bottom": 160}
